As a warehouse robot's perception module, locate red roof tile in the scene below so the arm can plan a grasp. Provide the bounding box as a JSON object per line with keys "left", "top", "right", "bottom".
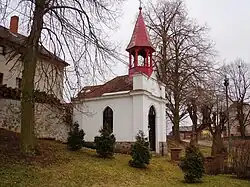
{"left": 75, "top": 75, "right": 133, "bottom": 100}
{"left": 126, "top": 8, "right": 154, "bottom": 51}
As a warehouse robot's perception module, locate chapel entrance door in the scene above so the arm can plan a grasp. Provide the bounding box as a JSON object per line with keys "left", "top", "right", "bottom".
{"left": 148, "top": 106, "right": 156, "bottom": 151}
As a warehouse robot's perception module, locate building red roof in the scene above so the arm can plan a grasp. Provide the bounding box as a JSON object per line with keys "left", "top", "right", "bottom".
{"left": 126, "top": 8, "right": 155, "bottom": 51}
{"left": 75, "top": 75, "right": 133, "bottom": 100}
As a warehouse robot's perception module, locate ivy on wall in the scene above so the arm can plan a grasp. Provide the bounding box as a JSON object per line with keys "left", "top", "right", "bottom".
{"left": 0, "top": 84, "right": 61, "bottom": 105}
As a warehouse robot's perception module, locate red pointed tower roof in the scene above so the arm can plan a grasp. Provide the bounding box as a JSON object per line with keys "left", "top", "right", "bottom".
{"left": 126, "top": 7, "right": 155, "bottom": 52}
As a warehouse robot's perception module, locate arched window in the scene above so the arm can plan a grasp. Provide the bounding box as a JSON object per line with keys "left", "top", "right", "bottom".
{"left": 103, "top": 106, "right": 113, "bottom": 133}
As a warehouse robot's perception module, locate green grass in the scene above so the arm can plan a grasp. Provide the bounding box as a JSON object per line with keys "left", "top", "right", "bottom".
{"left": 0, "top": 141, "right": 249, "bottom": 187}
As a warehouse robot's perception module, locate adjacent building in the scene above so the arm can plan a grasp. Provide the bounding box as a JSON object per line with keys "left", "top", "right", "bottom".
{"left": 0, "top": 16, "right": 69, "bottom": 100}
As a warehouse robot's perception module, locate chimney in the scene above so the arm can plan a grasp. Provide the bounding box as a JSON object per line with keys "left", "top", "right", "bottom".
{"left": 9, "top": 16, "right": 19, "bottom": 33}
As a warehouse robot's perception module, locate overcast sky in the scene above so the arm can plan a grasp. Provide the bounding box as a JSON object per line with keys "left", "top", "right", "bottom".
{"left": 112, "top": 0, "right": 250, "bottom": 77}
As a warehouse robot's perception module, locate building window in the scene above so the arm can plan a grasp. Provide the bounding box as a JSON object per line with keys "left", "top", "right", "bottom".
{"left": 103, "top": 106, "right": 113, "bottom": 133}
{"left": 0, "top": 73, "right": 3, "bottom": 85}
{"left": 16, "top": 78, "right": 22, "bottom": 89}
{"left": 0, "top": 45, "right": 5, "bottom": 55}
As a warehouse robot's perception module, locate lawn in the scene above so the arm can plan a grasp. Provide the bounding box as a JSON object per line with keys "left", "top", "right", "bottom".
{"left": 0, "top": 130, "right": 249, "bottom": 187}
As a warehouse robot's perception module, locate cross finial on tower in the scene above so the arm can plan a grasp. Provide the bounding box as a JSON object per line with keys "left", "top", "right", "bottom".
{"left": 139, "top": 0, "right": 142, "bottom": 11}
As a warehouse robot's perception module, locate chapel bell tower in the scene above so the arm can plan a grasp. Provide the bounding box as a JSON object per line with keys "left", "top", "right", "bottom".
{"left": 126, "top": 6, "right": 155, "bottom": 77}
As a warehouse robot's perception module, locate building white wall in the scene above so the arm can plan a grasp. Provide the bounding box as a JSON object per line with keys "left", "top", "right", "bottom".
{"left": 73, "top": 92, "right": 166, "bottom": 153}
{"left": 133, "top": 72, "right": 165, "bottom": 99}
{"left": 73, "top": 73, "right": 167, "bottom": 153}
{"left": 132, "top": 94, "right": 145, "bottom": 139}
{"left": 73, "top": 96, "right": 134, "bottom": 142}
{"left": 141, "top": 95, "right": 167, "bottom": 152}
{"left": 133, "top": 72, "right": 166, "bottom": 145}
{"left": 0, "top": 47, "right": 64, "bottom": 100}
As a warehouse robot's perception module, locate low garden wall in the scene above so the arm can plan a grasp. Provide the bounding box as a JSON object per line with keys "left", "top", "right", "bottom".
{"left": 0, "top": 98, "right": 70, "bottom": 142}
{"left": 84, "top": 141, "right": 168, "bottom": 155}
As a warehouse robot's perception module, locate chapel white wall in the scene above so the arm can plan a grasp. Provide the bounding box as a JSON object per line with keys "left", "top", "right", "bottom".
{"left": 133, "top": 72, "right": 165, "bottom": 98}
{"left": 141, "top": 95, "right": 167, "bottom": 153}
{"left": 73, "top": 96, "right": 134, "bottom": 142}
{"left": 73, "top": 72, "right": 167, "bottom": 154}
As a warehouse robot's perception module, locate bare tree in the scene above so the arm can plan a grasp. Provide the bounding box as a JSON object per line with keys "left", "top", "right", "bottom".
{"left": 0, "top": 0, "right": 124, "bottom": 154}
{"left": 223, "top": 59, "right": 250, "bottom": 137}
{"left": 195, "top": 74, "right": 228, "bottom": 156}
{"left": 144, "top": 0, "right": 215, "bottom": 141}
{"left": 201, "top": 103, "right": 227, "bottom": 156}
{"left": 186, "top": 97, "right": 199, "bottom": 146}
{"left": 186, "top": 78, "right": 218, "bottom": 145}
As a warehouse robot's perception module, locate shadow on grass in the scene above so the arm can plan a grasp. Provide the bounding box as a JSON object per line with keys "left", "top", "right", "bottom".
{"left": 80, "top": 148, "right": 116, "bottom": 160}
{"left": 225, "top": 174, "right": 250, "bottom": 181}
{"left": 180, "top": 180, "right": 204, "bottom": 184}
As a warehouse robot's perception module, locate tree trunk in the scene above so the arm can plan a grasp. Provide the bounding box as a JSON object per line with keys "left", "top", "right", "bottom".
{"left": 187, "top": 101, "right": 198, "bottom": 145}
{"left": 190, "top": 123, "right": 198, "bottom": 147}
{"left": 211, "top": 130, "right": 224, "bottom": 156}
{"left": 173, "top": 110, "right": 180, "bottom": 142}
{"left": 190, "top": 134, "right": 198, "bottom": 147}
{"left": 240, "top": 125, "right": 246, "bottom": 138}
{"left": 20, "top": 55, "right": 37, "bottom": 154}
{"left": 20, "top": 0, "right": 45, "bottom": 154}
{"left": 237, "top": 104, "right": 246, "bottom": 138}
{"left": 173, "top": 87, "right": 181, "bottom": 142}
{"left": 191, "top": 115, "right": 198, "bottom": 144}
{"left": 195, "top": 132, "right": 198, "bottom": 142}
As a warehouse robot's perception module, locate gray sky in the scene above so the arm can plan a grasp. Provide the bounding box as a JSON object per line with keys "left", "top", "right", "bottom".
{"left": 112, "top": 0, "right": 250, "bottom": 77}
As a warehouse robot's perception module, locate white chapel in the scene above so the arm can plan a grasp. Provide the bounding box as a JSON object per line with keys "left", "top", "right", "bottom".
{"left": 73, "top": 7, "right": 167, "bottom": 154}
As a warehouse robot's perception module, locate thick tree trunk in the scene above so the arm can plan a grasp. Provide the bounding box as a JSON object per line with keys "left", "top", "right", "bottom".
{"left": 20, "top": 0, "right": 45, "bottom": 154}
{"left": 190, "top": 135, "right": 198, "bottom": 147}
{"left": 238, "top": 113, "right": 246, "bottom": 137}
{"left": 240, "top": 125, "right": 246, "bottom": 138}
{"left": 187, "top": 101, "right": 198, "bottom": 145}
{"left": 21, "top": 55, "right": 37, "bottom": 154}
{"left": 211, "top": 130, "right": 224, "bottom": 156}
{"left": 237, "top": 105, "right": 246, "bottom": 137}
{"left": 190, "top": 123, "right": 198, "bottom": 147}
{"left": 173, "top": 110, "right": 180, "bottom": 142}
{"left": 191, "top": 117, "right": 198, "bottom": 144}
{"left": 173, "top": 88, "right": 181, "bottom": 142}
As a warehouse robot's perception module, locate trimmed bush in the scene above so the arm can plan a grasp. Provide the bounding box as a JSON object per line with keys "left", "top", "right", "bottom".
{"left": 94, "top": 128, "right": 116, "bottom": 158}
{"left": 67, "top": 122, "right": 85, "bottom": 151}
{"left": 231, "top": 140, "right": 250, "bottom": 179}
{"left": 129, "top": 130, "right": 151, "bottom": 168}
{"left": 179, "top": 145, "right": 204, "bottom": 183}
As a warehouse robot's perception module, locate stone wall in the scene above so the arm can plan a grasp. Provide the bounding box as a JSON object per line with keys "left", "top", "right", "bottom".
{"left": 0, "top": 98, "right": 70, "bottom": 142}
{"left": 159, "top": 142, "right": 168, "bottom": 156}
{"left": 115, "top": 141, "right": 168, "bottom": 155}
{"left": 115, "top": 142, "right": 134, "bottom": 154}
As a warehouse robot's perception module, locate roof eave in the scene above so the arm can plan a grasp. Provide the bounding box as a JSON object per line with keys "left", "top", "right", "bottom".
{"left": 126, "top": 45, "right": 155, "bottom": 52}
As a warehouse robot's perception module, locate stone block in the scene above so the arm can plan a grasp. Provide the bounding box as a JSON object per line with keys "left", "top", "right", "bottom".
{"left": 170, "top": 148, "right": 182, "bottom": 161}
{"left": 159, "top": 141, "right": 168, "bottom": 156}
{"left": 0, "top": 98, "right": 70, "bottom": 143}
